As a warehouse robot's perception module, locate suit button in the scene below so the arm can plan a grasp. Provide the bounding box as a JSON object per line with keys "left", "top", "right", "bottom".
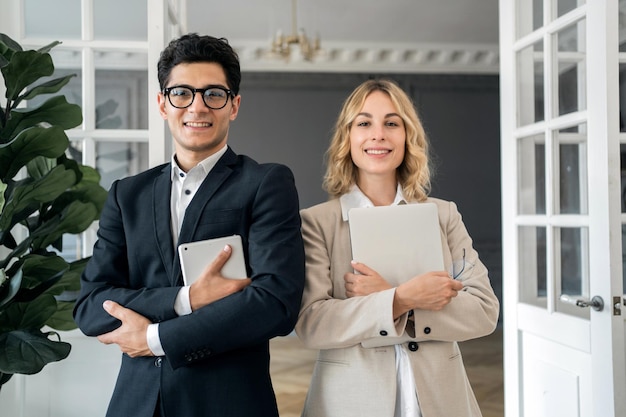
{"left": 154, "top": 357, "right": 162, "bottom": 367}
{"left": 408, "top": 342, "right": 419, "bottom": 352}
{"left": 423, "top": 327, "right": 431, "bottom": 334}
{"left": 379, "top": 330, "right": 388, "bottom": 336}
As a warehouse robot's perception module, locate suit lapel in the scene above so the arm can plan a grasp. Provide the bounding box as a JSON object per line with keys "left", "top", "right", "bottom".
{"left": 153, "top": 165, "right": 177, "bottom": 284}
{"left": 177, "top": 150, "right": 236, "bottom": 243}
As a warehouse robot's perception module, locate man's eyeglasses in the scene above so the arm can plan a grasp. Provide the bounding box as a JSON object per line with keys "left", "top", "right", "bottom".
{"left": 163, "top": 85, "right": 233, "bottom": 110}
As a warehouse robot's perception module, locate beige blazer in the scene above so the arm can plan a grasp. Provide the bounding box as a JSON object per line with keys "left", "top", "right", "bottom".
{"left": 296, "top": 198, "right": 500, "bottom": 417}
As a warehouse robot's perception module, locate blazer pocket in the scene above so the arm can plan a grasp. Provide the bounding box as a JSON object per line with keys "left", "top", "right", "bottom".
{"left": 316, "top": 349, "right": 348, "bottom": 367}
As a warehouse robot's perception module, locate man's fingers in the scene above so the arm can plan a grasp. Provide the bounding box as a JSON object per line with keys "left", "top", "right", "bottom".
{"left": 97, "top": 332, "right": 114, "bottom": 345}
{"left": 103, "top": 300, "right": 124, "bottom": 319}
{"left": 205, "top": 244, "right": 233, "bottom": 274}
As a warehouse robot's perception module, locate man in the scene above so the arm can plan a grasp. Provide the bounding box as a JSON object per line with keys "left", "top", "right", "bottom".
{"left": 73, "top": 33, "right": 305, "bottom": 417}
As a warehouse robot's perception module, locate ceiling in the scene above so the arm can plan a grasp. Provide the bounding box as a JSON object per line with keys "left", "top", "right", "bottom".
{"left": 185, "top": 0, "right": 500, "bottom": 74}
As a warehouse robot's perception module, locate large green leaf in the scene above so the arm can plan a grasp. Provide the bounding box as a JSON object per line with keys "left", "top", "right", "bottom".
{"left": 33, "top": 200, "right": 98, "bottom": 249}
{"left": 45, "top": 301, "right": 78, "bottom": 331}
{"left": 0, "top": 268, "right": 22, "bottom": 309}
{"left": 0, "top": 371, "right": 13, "bottom": 386}
{"left": 18, "top": 74, "right": 75, "bottom": 105}
{"left": 18, "top": 254, "right": 68, "bottom": 290}
{"left": 0, "top": 34, "right": 21, "bottom": 70}
{"left": 0, "top": 180, "right": 6, "bottom": 212}
{"left": 0, "top": 293, "right": 57, "bottom": 331}
{"left": 50, "top": 257, "right": 88, "bottom": 295}
{"left": 50, "top": 183, "right": 108, "bottom": 220}
{"left": 36, "top": 41, "right": 61, "bottom": 55}
{"left": 0, "top": 126, "right": 69, "bottom": 180}
{"left": 1, "top": 95, "right": 82, "bottom": 143}
{"left": 26, "top": 156, "right": 56, "bottom": 180}
{"left": 1, "top": 50, "right": 53, "bottom": 102}
{"left": 0, "top": 164, "right": 77, "bottom": 231}
{"left": 0, "top": 34, "right": 22, "bottom": 54}
{"left": 76, "top": 164, "right": 103, "bottom": 186}
{"left": 0, "top": 330, "right": 71, "bottom": 374}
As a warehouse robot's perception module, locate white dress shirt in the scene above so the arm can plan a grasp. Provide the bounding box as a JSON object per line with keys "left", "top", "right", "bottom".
{"left": 340, "top": 184, "right": 422, "bottom": 417}
{"left": 146, "top": 145, "right": 229, "bottom": 356}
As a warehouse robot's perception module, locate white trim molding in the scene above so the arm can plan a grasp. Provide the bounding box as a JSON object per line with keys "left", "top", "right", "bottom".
{"left": 232, "top": 40, "right": 500, "bottom": 74}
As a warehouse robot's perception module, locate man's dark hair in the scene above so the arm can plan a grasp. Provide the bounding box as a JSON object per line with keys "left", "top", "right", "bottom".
{"left": 157, "top": 33, "right": 241, "bottom": 95}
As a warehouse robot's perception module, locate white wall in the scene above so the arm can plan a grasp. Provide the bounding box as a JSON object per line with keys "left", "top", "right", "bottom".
{"left": 0, "top": 330, "right": 121, "bottom": 417}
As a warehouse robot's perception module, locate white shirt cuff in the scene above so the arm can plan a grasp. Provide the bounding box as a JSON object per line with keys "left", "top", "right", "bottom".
{"left": 147, "top": 323, "right": 165, "bottom": 357}
{"left": 146, "top": 287, "right": 192, "bottom": 357}
{"left": 174, "top": 285, "right": 192, "bottom": 315}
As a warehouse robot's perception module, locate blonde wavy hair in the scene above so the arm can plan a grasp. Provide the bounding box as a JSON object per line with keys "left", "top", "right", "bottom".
{"left": 323, "top": 79, "right": 431, "bottom": 202}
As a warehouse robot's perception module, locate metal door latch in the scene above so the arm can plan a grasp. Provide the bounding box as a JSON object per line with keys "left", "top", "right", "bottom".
{"left": 559, "top": 294, "right": 604, "bottom": 312}
{"left": 614, "top": 297, "right": 623, "bottom": 316}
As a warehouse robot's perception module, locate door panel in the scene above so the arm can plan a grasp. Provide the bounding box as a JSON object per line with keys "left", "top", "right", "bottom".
{"left": 501, "top": 0, "right": 626, "bottom": 415}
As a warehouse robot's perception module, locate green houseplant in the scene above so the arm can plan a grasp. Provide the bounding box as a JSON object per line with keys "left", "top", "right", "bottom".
{"left": 0, "top": 34, "right": 108, "bottom": 389}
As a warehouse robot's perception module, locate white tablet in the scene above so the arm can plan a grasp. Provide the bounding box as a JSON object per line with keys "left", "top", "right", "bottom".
{"left": 178, "top": 235, "right": 247, "bottom": 285}
{"left": 348, "top": 203, "right": 444, "bottom": 286}
{"left": 348, "top": 203, "right": 445, "bottom": 348}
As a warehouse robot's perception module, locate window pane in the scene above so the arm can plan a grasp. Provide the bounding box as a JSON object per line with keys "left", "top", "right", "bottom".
{"left": 556, "top": 227, "right": 590, "bottom": 318}
{"left": 96, "top": 142, "right": 149, "bottom": 189}
{"left": 556, "top": 19, "right": 586, "bottom": 116}
{"left": 519, "top": 226, "right": 547, "bottom": 308}
{"left": 622, "top": 144, "right": 626, "bottom": 213}
{"left": 556, "top": 0, "right": 585, "bottom": 19}
{"left": 517, "top": 40, "right": 544, "bottom": 126}
{"left": 94, "top": 53, "right": 149, "bottom": 130}
{"left": 24, "top": 0, "right": 81, "bottom": 39}
{"left": 620, "top": 64, "right": 626, "bottom": 131}
{"left": 622, "top": 224, "right": 626, "bottom": 291}
{"left": 620, "top": 0, "right": 626, "bottom": 52}
{"left": 518, "top": 134, "right": 546, "bottom": 215}
{"left": 71, "top": 140, "right": 149, "bottom": 190}
{"left": 94, "top": 0, "right": 147, "bottom": 40}
{"left": 556, "top": 124, "right": 587, "bottom": 214}
{"left": 517, "top": 0, "right": 543, "bottom": 39}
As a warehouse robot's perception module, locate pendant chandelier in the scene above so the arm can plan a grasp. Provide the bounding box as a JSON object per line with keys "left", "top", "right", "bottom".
{"left": 270, "top": 0, "right": 321, "bottom": 61}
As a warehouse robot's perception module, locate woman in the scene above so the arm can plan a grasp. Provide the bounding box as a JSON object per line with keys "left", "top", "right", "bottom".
{"left": 296, "top": 79, "right": 499, "bottom": 417}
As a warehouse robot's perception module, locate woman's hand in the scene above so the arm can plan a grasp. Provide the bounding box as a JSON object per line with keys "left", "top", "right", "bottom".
{"left": 393, "top": 271, "right": 464, "bottom": 318}
{"left": 344, "top": 261, "right": 393, "bottom": 297}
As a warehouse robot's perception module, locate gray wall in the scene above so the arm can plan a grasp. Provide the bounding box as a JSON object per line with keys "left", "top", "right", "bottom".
{"left": 228, "top": 72, "right": 502, "bottom": 312}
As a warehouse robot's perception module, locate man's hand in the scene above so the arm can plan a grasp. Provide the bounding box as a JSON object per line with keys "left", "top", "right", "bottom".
{"left": 189, "top": 244, "right": 252, "bottom": 311}
{"left": 97, "top": 300, "right": 154, "bottom": 357}
{"left": 344, "top": 261, "right": 392, "bottom": 297}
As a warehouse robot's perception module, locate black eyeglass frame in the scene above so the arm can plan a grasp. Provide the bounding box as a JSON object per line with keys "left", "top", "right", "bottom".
{"left": 162, "top": 85, "right": 234, "bottom": 110}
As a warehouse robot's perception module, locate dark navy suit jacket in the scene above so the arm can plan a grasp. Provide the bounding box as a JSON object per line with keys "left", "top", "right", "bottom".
{"left": 74, "top": 147, "right": 305, "bottom": 417}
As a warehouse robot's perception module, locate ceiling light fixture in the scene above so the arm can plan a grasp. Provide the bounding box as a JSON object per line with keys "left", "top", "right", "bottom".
{"left": 270, "top": 0, "right": 321, "bottom": 61}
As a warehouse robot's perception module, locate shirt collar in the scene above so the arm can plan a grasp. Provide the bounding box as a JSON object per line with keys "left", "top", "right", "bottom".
{"left": 339, "top": 183, "right": 407, "bottom": 221}
{"left": 170, "top": 145, "right": 229, "bottom": 182}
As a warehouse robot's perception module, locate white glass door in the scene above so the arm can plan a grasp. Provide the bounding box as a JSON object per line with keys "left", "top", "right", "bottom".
{"left": 500, "top": 0, "right": 626, "bottom": 416}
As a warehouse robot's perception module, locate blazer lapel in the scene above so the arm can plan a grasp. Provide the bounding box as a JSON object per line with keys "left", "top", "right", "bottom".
{"left": 177, "top": 150, "right": 236, "bottom": 243}
{"left": 153, "top": 165, "right": 177, "bottom": 284}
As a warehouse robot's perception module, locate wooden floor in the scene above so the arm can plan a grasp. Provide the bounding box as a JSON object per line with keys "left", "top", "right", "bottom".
{"left": 270, "top": 328, "right": 504, "bottom": 417}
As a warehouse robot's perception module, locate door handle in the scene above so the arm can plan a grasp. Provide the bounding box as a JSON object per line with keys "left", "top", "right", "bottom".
{"left": 559, "top": 294, "right": 604, "bottom": 312}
